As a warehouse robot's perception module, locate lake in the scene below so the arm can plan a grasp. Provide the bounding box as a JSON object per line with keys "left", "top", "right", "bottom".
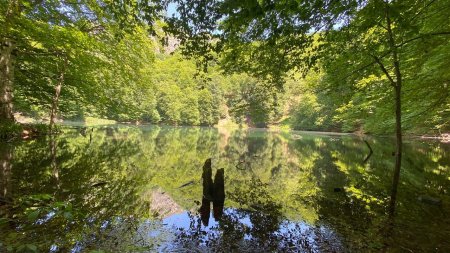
{"left": 1, "top": 125, "right": 449, "bottom": 252}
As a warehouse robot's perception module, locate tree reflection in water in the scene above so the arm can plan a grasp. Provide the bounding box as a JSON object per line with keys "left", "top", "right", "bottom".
{"left": 165, "top": 160, "right": 343, "bottom": 252}
{"left": 0, "top": 126, "right": 449, "bottom": 252}
{"left": 0, "top": 144, "right": 13, "bottom": 231}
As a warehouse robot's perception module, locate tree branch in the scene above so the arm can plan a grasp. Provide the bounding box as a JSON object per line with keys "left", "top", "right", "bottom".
{"left": 332, "top": 30, "right": 450, "bottom": 85}
{"left": 410, "top": 0, "right": 438, "bottom": 22}
{"left": 371, "top": 54, "right": 396, "bottom": 87}
{"left": 397, "top": 31, "right": 450, "bottom": 48}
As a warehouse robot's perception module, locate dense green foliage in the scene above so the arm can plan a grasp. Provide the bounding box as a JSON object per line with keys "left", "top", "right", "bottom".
{"left": 0, "top": 0, "right": 284, "bottom": 128}
{"left": 1, "top": 2, "right": 449, "bottom": 252}
{"left": 0, "top": 0, "right": 164, "bottom": 122}
{"left": 315, "top": 0, "right": 450, "bottom": 134}
{"left": 1, "top": 0, "right": 449, "bottom": 133}
{"left": 165, "top": 0, "right": 450, "bottom": 134}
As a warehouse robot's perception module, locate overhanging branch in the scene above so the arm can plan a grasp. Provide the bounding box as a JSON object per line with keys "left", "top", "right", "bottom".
{"left": 371, "top": 54, "right": 396, "bottom": 87}
{"left": 397, "top": 31, "right": 450, "bottom": 48}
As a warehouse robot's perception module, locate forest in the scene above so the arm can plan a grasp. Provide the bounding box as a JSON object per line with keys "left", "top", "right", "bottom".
{"left": 1, "top": 0, "right": 448, "bottom": 135}
{"left": 1, "top": 0, "right": 450, "bottom": 252}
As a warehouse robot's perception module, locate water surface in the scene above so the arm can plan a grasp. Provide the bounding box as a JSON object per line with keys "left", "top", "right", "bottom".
{"left": 0, "top": 126, "right": 449, "bottom": 252}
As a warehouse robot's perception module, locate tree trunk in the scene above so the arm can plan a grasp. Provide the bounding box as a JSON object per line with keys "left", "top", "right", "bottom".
{"left": 384, "top": 1, "right": 403, "bottom": 215}
{"left": 0, "top": 0, "right": 19, "bottom": 123}
{"left": 49, "top": 56, "right": 68, "bottom": 131}
{"left": 0, "top": 38, "right": 15, "bottom": 123}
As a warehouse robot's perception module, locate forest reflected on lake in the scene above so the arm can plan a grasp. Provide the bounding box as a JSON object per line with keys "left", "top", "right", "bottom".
{"left": 1, "top": 126, "right": 449, "bottom": 252}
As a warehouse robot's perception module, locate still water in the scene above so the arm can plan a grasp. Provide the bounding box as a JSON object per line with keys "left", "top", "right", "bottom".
{"left": 0, "top": 125, "right": 449, "bottom": 252}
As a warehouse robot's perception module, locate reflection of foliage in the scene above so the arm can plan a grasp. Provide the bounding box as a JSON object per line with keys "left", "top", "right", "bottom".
{"left": 228, "top": 179, "right": 282, "bottom": 241}
{"left": 0, "top": 127, "right": 156, "bottom": 252}
{"left": 0, "top": 126, "right": 449, "bottom": 252}
{"left": 170, "top": 207, "right": 344, "bottom": 252}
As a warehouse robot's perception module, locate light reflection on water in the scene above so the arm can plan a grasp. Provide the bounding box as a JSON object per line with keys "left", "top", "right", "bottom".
{"left": 160, "top": 209, "right": 343, "bottom": 252}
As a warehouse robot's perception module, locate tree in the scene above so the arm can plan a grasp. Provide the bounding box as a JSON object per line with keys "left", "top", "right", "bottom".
{"left": 0, "top": 0, "right": 164, "bottom": 123}
{"left": 0, "top": 0, "right": 20, "bottom": 122}
{"left": 321, "top": 0, "right": 450, "bottom": 210}
{"left": 223, "top": 73, "right": 281, "bottom": 127}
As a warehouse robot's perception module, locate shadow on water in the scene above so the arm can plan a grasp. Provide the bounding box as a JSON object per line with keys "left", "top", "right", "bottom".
{"left": 0, "top": 126, "right": 449, "bottom": 252}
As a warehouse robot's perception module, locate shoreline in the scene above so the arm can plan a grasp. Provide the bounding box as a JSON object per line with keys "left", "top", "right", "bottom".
{"left": 2, "top": 120, "right": 449, "bottom": 144}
